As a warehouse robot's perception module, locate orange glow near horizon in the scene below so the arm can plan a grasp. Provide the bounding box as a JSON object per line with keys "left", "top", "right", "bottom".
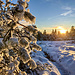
{"left": 60, "top": 30, "right": 67, "bottom": 34}
{"left": 58, "top": 26, "right": 67, "bottom": 34}
{"left": 40, "top": 26, "right": 69, "bottom": 34}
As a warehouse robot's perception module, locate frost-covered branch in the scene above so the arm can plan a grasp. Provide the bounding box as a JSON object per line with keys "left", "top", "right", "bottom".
{"left": 0, "top": 0, "right": 41, "bottom": 75}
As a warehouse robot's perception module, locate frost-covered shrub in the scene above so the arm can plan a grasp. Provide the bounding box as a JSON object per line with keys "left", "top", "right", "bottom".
{"left": 0, "top": 0, "right": 42, "bottom": 75}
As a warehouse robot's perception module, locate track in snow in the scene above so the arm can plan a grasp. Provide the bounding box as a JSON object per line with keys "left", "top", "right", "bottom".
{"left": 53, "top": 62, "right": 70, "bottom": 75}
{"left": 43, "top": 51, "right": 70, "bottom": 75}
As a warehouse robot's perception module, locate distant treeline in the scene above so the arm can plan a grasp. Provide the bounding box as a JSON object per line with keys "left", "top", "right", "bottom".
{"left": 0, "top": 26, "right": 75, "bottom": 41}
{"left": 37, "top": 26, "right": 75, "bottom": 41}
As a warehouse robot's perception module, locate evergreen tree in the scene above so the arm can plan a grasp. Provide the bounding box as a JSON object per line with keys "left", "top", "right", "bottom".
{"left": 71, "top": 26, "right": 74, "bottom": 32}
{"left": 52, "top": 29, "right": 54, "bottom": 34}
{"left": 37, "top": 31, "right": 43, "bottom": 41}
{"left": 0, "top": 0, "right": 42, "bottom": 75}
{"left": 58, "top": 31, "right": 60, "bottom": 36}
{"left": 70, "top": 26, "right": 75, "bottom": 39}
{"left": 43, "top": 30, "right": 46, "bottom": 35}
{"left": 55, "top": 29, "right": 57, "bottom": 34}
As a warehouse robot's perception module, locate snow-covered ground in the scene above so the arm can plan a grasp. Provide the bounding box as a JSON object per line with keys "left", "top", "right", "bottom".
{"left": 1, "top": 37, "right": 75, "bottom": 75}
{"left": 31, "top": 50, "right": 61, "bottom": 75}
{"left": 37, "top": 40, "right": 75, "bottom": 75}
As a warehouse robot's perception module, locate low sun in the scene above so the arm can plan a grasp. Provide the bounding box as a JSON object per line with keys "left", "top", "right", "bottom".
{"left": 57, "top": 26, "right": 66, "bottom": 34}
{"left": 60, "top": 30, "right": 66, "bottom": 34}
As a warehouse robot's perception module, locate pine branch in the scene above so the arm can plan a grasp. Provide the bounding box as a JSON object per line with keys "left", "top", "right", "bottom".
{"left": 17, "top": 22, "right": 27, "bottom": 28}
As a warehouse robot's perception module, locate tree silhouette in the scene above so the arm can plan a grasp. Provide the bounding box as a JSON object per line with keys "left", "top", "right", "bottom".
{"left": 70, "top": 26, "right": 75, "bottom": 39}
{"left": 43, "top": 30, "right": 46, "bottom": 35}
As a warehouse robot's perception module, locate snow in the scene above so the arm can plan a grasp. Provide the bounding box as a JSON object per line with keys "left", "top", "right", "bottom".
{"left": 0, "top": 38, "right": 3, "bottom": 42}
{"left": 32, "top": 51, "right": 61, "bottom": 75}
{"left": 1, "top": 37, "right": 75, "bottom": 75}
{"left": 37, "top": 41, "right": 75, "bottom": 75}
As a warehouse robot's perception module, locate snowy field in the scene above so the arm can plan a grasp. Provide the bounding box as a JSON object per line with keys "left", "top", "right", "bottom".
{"left": 36, "top": 40, "right": 75, "bottom": 75}
{"left": 0, "top": 38, "right": 75, "bottom": 75}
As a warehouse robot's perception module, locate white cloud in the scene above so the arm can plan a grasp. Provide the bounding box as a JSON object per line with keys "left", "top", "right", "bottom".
{"left": 62, "top": 7, "right": 72, "bottom": 10}
{"left": 61, "top": 10, "right": 72, "bottom": 16}
{"left": 62, "top": 6, "right": 75, "bottom": 11}
{"left": 70, "top": 14, "right": 75, "bottom": 17}
{"left": 61, "top": 6, "right": 75, "bottom": 16}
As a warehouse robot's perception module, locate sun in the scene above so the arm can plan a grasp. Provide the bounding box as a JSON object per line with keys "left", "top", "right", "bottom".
{"left": 60, "top": 30, "right": 66, "bottom": 34}
{"left": 57, "top": 26, "right": 67, "bottom": 34}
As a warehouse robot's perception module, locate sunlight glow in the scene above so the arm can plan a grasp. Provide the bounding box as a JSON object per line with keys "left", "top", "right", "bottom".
{"left": 58, "top": 27, "right": 63, "bottom": 30}
{"left": 60, "top": 30, "right": 66, "bottom": 34}
{"left": 57, "top": 26, "right": 67, "bottom": 34}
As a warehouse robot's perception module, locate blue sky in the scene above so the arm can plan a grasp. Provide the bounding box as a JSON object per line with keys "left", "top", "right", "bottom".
{"left": 29, "top": 0, "right": 75, "bottom": 33}
{"left": 2, "top": 0, "right": 75, "bottom": 33}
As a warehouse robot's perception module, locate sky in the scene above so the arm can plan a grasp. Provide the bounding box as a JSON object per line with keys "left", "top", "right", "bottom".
{"left": 2, "top": 0, "right": 75, "bottom": 33}
{"left": 29, "top": 0, "right": 75, "bottom": 33}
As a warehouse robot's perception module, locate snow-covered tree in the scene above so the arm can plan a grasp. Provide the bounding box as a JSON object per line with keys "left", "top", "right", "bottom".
{"left": 0, "top": 0, "right": 42, "bottom": 75}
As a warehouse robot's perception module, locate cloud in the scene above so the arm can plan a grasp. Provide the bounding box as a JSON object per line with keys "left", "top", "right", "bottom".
{"left": 62, "top": 7, "right": 72, "bottom": 10}
{"left": 61, "top": 10, "right": 72, "bottom": 16}
{"left": 60, "top": 6, "right": 75, "bottom": 16}
{"left": 48, "top": 15, "right": 60, "bottom": 20}
{"left": 62, "top": 6, "right": 75, "bottom": 10}
{"left": 70, "top": 14, "right": 75, "bottom": 17}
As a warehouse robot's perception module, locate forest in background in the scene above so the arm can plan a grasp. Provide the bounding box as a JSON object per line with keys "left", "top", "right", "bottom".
{"left": 0, "top": 26, "right": 75, "bottom": 41}
{"left": 37, "top": 26, "right": 75, "bottom": 41}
